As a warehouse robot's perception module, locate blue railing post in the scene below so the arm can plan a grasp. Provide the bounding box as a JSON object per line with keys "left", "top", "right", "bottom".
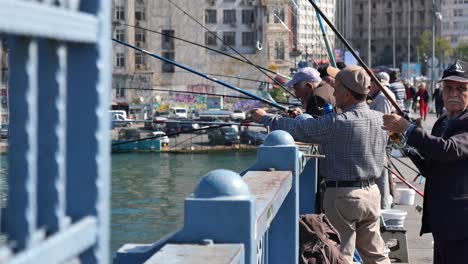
{"left": 174, "top": 169, "right": 256, "bottom": 263}
{"left": 299, "top": 158, "right": 318, "bottom": 215}
{"left": 248, "top": 130, "right": 300, "bottom": 264}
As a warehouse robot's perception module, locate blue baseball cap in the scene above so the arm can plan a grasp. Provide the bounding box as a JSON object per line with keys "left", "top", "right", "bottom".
{"left": 285, "top": 67, "right": 322, "bottom": 88}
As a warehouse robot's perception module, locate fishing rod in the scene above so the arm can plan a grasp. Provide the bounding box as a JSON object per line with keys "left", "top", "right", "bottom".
{"left": 165, "top": 0, "right": 298, "bottom": 100}
{"left": 112, "top": 38, "right": 290, "bottom": 112}
{"left": 118, "top": 22, "right": 292, "bottom": 82}
{"left": 112, "top": 124, "right": 230, "bottom": 146}
{"left": 384, "top": 164, "right": 424, "bottom": 197}
{"left": 112, "top": 120, "right": 266, "bottom": 146}
{"left": 307, "top": 0, "right": 405, "bottom": 116}
{"left": 174, "top": 71, "right": 264, "bottom": 83}
{"left": 112, "top": 87, "right": 300, "bottom": 107}
{"left": 312, "top": 0, "right": 337, "bottom": 67}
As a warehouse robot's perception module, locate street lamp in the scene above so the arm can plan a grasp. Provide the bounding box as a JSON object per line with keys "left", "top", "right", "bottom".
{"left": 431, "top": 0, "right": 442, "bottom": 94}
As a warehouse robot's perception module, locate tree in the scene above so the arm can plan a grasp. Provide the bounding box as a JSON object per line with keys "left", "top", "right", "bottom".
{"left": 268, "top": 86, "right": 286, "bottom": 103}
{"left": 454, "top": 43, "right": 468, "bottom": 61}
{"left": 417, "top": 30, "right": 453, "bottom": 60}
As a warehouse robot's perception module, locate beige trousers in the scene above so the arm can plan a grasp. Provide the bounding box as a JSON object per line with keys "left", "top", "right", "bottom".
{"left": 323, "top": 184, "right": 390, "bottom": 264}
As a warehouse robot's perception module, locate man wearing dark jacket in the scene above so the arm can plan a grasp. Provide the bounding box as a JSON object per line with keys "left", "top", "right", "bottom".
{"left": 382, "top": 60, "right": 468, "bottom": 264}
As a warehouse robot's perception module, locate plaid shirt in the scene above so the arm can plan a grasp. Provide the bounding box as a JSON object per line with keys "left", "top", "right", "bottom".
{"left": 261, "top": 102, "right": 387, "bottom": 181}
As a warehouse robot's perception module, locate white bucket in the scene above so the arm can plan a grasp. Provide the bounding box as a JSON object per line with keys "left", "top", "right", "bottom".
{"left": 381, "top": 209, "right": 408, "bottom": 227}
{"left": 394, "top": 188, "right": 416, "bottom": 205}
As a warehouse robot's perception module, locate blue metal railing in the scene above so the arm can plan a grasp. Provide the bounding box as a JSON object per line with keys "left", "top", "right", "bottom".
{"left": 114, "top": 130, "right": 320, "bottom": 263}
{"left": 0, "top": 1, "right": 111, "bottom": 263}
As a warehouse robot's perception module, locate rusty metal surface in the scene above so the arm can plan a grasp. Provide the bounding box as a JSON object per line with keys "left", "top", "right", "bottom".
{"left": 144, "top": 244, "right": 244, "bottom": 264}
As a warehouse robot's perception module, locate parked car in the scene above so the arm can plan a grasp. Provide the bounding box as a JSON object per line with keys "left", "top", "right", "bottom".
{"left": 207, "top": 126, "right": 239, "bottom": 145}
{"left": 150, "top": 131, "right": 170, "bottom": 146}
{"left": 240, "top": 130, "right": 268, "bottom": 145}
{"left": 0, "top": 124, "right": 8, "bottom": 139}
{"left": 112, "top": 113, "right": 132, "bottom": 127}
{"left": 230, "top": 110, "right": 246, "bottom": 121}
{"left": 118, "top": 128, "right": 140, "bottom": 140}
{"left": 168, "top": 107, "right": 188, "bottom": 119}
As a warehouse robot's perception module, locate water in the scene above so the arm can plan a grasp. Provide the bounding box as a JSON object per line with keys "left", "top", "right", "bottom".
{"left": 0, "top": 151, "right": 257, "bottom": 253}
{"left": 111, "top": 151, "right": 257, "bottom": 252}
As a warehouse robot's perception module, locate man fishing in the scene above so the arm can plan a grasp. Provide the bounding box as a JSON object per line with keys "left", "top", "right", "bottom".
{"left": 252, "top": 65, "right": 390, "bottom": 264}
{"left": 284, "top": 67, "right": 336, "bottom": 117}
{"left": 382, "top": 60, "right": 468, "bottom": 264}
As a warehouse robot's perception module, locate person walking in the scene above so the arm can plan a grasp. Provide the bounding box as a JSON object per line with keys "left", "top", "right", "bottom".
{"left": 382, "top": 60, "right": 468, "bottom": 264}
{"left": 416, "top": 83, "right": 430, "bottom": 121}
{"left": 389, "top": 70, "right": 406, "bottom": 110}
{"left": 433, "top": 85, "right": 444, "bottom": 117}
{"left": 252, "top": 66, "right": 390, "bottom": 264}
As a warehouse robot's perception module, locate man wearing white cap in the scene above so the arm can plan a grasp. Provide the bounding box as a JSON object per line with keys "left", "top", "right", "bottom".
{"left": 252, "top": 66, "right": 390, "bottom": 264}
{"left": 285, "top": 67, "right": 336, "bottom": 113}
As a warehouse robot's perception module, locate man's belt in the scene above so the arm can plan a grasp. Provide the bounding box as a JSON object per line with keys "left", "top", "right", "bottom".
{"left": 325, "top": 178, "right": 376, "bottom": 188}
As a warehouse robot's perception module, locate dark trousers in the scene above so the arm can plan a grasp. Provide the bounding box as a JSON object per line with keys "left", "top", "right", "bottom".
{"left": 434, "top": 237, "right": 468, "bottom": 264}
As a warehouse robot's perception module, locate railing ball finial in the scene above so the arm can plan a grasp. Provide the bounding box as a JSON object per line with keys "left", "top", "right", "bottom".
{"left": 194, "top": 169, "right": 250, "bottom": 198}
{"left": 263, "top": 130, "right": 295, "bottom": 146}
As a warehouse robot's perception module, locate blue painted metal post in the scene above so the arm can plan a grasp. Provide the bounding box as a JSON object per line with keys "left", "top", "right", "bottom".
{"left": 65, "top": 1, "right": 112, "bottom": 263}
{"left": 6, "top": 37, "right": 39, "bottom": 251}
{"left": 37, "top": 40, "right": 68, "bottom": 234}
{"left": 248, "top": 131, "right": 299, "bottom": 264}
{"left": 299, "top": 159, "right": 318, "bottom": 215}
{"left": 174, "top": 169, "right": 256, "bottom": 263}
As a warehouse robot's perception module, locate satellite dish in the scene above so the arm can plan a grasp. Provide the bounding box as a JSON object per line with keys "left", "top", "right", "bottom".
{"left": 139, "top": 96, "right": 145, "bottom": 103}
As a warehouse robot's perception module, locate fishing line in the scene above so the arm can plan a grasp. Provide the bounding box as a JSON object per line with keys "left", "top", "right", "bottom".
{"left": 165, "top": 0, "right": 298, "bottom": 100}
{"left": 117, "top": 22, "right": 292, "bottom": 80}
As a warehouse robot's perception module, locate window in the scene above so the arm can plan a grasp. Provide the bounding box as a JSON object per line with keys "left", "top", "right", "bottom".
{"left": 372, "top": 2, "right": 376, "bottom": 8}
{"left": 387, "top": 1, "right": 392, "bottom": 8}
{"left": 386, "top": 13, "right": 392, "bottom": 24}
{"left": 274, "top": 8, "right": 284, "bottom": 23}
{"left": 454, "top": 9, "right": 463, "bottom": 17}
{"left": 266, "top": 9, "right": 270, "bottom": 23}
{"left": 242, "top": 10, "right": 255, "bottom": 24}
{"left": 116, "top": 88, "right": 125, "bottom": 97}
{"left": 242, "top": 32, "right": 255, "bottom": 46}
{"left": 274, "top": 40, "right": 284, "bottom": 60}
{"left": 162, "top": 52, "right": 175, "bottom": 72}
{"left": 135, "top": 51, "right": 146, "bottom": 68}
{"left": 205, "top": 9, "right": 217, "bottom": 24}
{"left": 205, "top": 31, "right": 217, "bottom": 45}
{"left": 161, "top": 30, "right": 174, "bottom": 50}
{"left": 223, "top": 32, "right": 236, "bottom": 45}
{"left": 135, "top": 0, "right": 145, "bottom": 21}
{"left": 115, "top": 29, "right": 125, "bottom": 41}
{"left": 419, "top": 11, "right": 425, "bottom": 21}
{"left": 116, "top": 53, "right": 125, "bottom": 68}
{"left": 115, "top": 6, "right": 125, "bottom": 20}
{"left": 223, "top": 10, "right": 236, "bottom": 24}
{"left": 135, "top": 28, "right": 145, "bottom": 43}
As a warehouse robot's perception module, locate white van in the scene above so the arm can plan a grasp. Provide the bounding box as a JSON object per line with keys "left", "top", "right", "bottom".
{"left": 110, "top": 110, "right": 127, "bottom": 120}
{"left": 169, "top": 107, "right": 188, "bottom": 119}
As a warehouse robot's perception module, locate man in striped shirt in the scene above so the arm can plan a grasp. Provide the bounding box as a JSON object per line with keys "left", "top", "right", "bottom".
{"left": 252, "top": 66, "right": 390, "bottom": 264}
{"left": 389, "top": 70, "right": 406, "bottom": 110}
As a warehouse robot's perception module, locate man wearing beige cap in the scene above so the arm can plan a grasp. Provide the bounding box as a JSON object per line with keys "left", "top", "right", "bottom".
{"left": 252, "top": 65, "right": 390, "bottom": 264}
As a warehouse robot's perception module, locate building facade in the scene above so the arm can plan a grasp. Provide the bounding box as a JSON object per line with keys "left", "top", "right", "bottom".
{"left": 293, "top": 0, "right": 336, "bottom": 65}
{"left": 111, "top": 0, "right": 277, "bottom": 117}
{"left": 336, "top": 0, "right": 442, "bottom": 69}
{"left": 441, "top": 0, "right": 468, "bottom": 48}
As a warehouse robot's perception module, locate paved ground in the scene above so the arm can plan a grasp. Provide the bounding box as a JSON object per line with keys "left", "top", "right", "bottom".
{"left": 387, "top": 112, "right": 438, "bottom": 264}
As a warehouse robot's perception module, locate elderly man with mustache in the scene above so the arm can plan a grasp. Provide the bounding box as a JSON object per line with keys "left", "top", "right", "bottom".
{"left": 382, "top": 60, "right": 468, "bottom": 264}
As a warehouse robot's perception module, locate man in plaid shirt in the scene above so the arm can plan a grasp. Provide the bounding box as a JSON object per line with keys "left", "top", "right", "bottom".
{"left": 252, "top": 66, "right": 390, "bottom": 264}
